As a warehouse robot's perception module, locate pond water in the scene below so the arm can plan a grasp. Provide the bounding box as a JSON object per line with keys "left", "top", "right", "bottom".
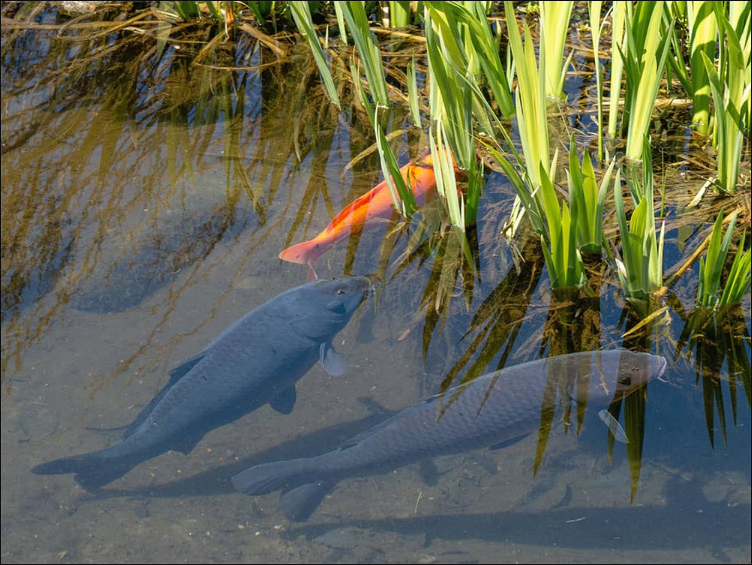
{"left": 1, "top": 8, "right": 750, "bottom": 564}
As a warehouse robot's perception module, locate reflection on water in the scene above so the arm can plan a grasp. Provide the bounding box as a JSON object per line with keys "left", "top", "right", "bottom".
{"left": 1, "top": 5, "right": 750, "bottom": 564}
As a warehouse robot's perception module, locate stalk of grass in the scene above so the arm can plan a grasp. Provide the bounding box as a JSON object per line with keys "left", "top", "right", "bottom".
{"left": 334, "top": 1, "right": 390, "bottom": 111}
{"left": 718, "top": 231, "right": 751, "bottom": 307}
{"left": 422, "top": 3, "right": 486, "bottom": 228}
{"left": 423, "top": 3, "right": 477, "bottom": 170}
{"left": 503, "top": 0, "right": 550, "bottom": 190}
{"left": 350, "top": 61, "right": 416, "bottom": 216}
{"left": 430, "top": 120, "right": 464, "bottom": 229}
{"left": 385, "top": 1, "right": 412, "bottom": 28}
{"left": 611, "top": 141, "right": 666, "bottom": 302}
{"left": 588, "top": 1, "right": 606, "bottom": 159}
{"left": 171, "top": 1, "right": 200, "bottom": 20}
{"left": 617, "top": 1, "right": 674, "bottom": 161}
{"left": 697, "top": 210, "right": 750, "bottom": 308}
{"left": 375, "top": 115, "right": 417, "bottom": 216}
{"left": 687, "top": 1, "right": 718, "bottom": 135}
{"left": 568, "top": 138, "right": 615, "bottom": 255}
{"left": 406, "top": 54, "right": 422, "bottom": 127}
{"left": 607, "top": 1, "right": 628, "bottom": 139}
{"left": 539, "top": 1, "right": 574, "bottom": 101}
{"left": 539, "top": 161, "right": 587, "bottom": 290}
{"left": 701, "top": 2, "right": 750, "bottom": 193}
{"left": 429, "top": 1, "right": 514, "bottom": 119}
{"left": 728, "top": 1, "right": 751, "bottom": 130}
{"left": 288, "top": 1, "right": 341, "bottom": 108}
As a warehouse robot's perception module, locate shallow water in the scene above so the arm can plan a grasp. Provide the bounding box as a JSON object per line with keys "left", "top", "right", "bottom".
{"left": 1, "top": 8, "right": 750, "bottom": 564}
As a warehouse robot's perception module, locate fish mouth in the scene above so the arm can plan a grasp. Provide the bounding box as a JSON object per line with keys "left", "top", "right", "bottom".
{"left": 362, "top": 275, "right": 382, "bottom": 295}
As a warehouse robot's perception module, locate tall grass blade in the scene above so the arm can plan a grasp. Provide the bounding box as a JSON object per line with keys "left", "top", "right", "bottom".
{"left": 288, "top": 1, "right": 341, "bottom": 108}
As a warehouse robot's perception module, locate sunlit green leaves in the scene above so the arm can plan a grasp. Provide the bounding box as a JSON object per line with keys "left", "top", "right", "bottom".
{"left": 612, "top": 142, "right": 666, "bottom": 302}
{"left": 700, "top": 1, "right": 750, "bottom": 193}
{"left": 504, "top": 0, "right": 550, "bottom": 190}
{"left": 539, "top": 165, "right": 586, "bottom": 290}
{"left": 697, "top": 210, "right": 750, "bottom": 309}
{"left": 288, "top": 1, "right": 341, "bottom": 108}
{"left": 568, "top": 140, "right": 614, "bottom": 254}
{"left": 620, "top": 1, "right": 674, "bottom": 161}
{"left": 539, "top": 1, "right": 574, "bottom": 101}
{"left": 334, "top": 1, "right": 390, "bottom": 109}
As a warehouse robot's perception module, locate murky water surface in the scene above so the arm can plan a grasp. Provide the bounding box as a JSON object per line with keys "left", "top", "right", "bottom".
{"left": 2, "top": 8, "right": 750, "bottom": 564}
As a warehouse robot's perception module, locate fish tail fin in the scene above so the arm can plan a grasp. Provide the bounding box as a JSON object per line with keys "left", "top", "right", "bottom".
{"left": 279, "top": 240, "right": 325, "bottom": 267}
{"left": 231, "top": 459, "right": 309, "bottom": 495}
{"left": 31, "top": 452, "right": 136, "bottom": 491}
{"left": 232, "top": 460, "right": 333, "bottom": 522}
{"left": 279, "top": 481, "right": 333, "bottom": 522}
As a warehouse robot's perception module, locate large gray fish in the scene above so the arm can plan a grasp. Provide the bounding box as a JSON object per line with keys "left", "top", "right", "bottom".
{"left": 232, "top": 350, "right": 667, "bottom": 521}
{"left": 33, "top": 277, "right": 371, "bottom": 489}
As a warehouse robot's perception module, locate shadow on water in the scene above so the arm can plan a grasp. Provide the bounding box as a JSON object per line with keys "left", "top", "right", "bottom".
{"left": 285, "top": 480, "right": 749, "bottom": 551}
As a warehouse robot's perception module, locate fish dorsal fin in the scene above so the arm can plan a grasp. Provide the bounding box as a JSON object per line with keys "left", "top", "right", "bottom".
{"left": 270, "top": 386, "right": 297, "bottom": 414}
{"left": 168, "top": 354, "right": 205, "bottom": 380}
{"left": 320, "top": 341, "right": 346, "bottom": 376}
{"left": 121, "top": 354, "right": 205, "bottom": 439}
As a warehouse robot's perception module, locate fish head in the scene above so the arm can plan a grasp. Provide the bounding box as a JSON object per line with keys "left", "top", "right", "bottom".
{"left": 574, "top": 350, "right": 667, "bottom": 406}
{"left": 286, "top": 277, "right": 371, "bottom": 341}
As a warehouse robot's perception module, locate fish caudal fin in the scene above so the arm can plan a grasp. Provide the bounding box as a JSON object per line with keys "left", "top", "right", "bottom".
{"left": 31, "top": 452, "right": 136, "bottom": 491}
{"left": 232, "top": 459, "right": 332, "bottom": 521}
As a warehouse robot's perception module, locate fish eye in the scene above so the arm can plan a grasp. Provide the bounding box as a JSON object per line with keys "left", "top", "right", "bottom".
{"left": 618, "top": 375, "right": 632, "bottom": 386}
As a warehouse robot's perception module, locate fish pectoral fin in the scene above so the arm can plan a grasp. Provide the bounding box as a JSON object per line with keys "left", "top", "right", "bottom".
{"left": 269, "top": 386, "right": 297, "bottom": 414}
{"left": 279, "top": 481, "right": 332, "bottom": 522}
{"left": 320, "top": 341, "right": 347, "bottom": 376}
{"left": 598, "top": 409, "right": 629, "bottom": 443}
{"left": 306, "top": 263, "right": 318, "bottom": 283}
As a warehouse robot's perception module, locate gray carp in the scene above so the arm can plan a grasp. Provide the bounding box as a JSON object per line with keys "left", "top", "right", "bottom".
{"left": 33, "top": 277, "right": 371, "bottom": 489}
{"left": 232, "top": 350, "right": 667, "bottom": 521}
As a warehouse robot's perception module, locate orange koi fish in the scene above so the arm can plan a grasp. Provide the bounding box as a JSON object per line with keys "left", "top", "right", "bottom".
{"left": 280, "top": 151, "right": 454, "bottom": 281}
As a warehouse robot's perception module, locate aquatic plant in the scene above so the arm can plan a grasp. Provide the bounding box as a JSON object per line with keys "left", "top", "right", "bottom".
{"left": 503, "top": 0, "right": 551, "bottom": 192}
{"left": 538, "top": 157, "right": 587, "bottom": 290}
{"left": 288, "top": 1, "right": 341, "bottom": 108}
{"left": 701, "top": 2, "right": 750, "bottom": 193}
{"left": 687, "top": 1, "right": 718, "bottom": 135}
{"left": 567, "top": 141, "right": 615, "bottom": 256}
{"left": 588, "top": 0, "right": 606, "bottom": 159}
{"left": 539, "top": 1, "right": 574, "bottom": 102}
{"left": 619, "top": 1, "right": 674, "bottom": 162}
{"left": 611, "top": 141, "right": 666, "bottom": 303}
{"left": 697, "top": 210, "right": 750, "bottom": 309}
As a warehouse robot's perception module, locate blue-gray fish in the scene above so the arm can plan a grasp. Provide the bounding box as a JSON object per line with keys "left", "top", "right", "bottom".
{"left": 32, "top": 277, "right": 371, "bottom": 489}
{"left": 232, "top": 350, "right": 667, "bottom": 521}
